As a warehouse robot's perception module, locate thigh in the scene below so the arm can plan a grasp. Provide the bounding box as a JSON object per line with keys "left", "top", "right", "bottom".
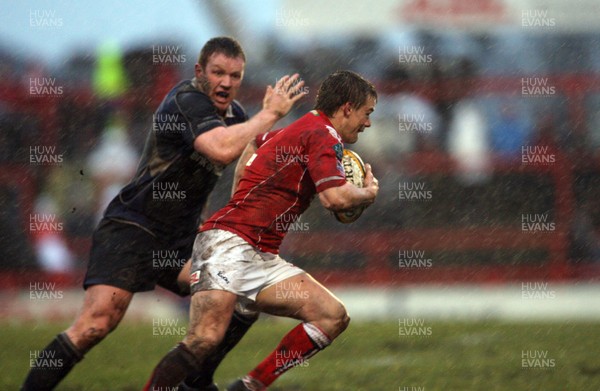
{"left": 189, "top": 230, "right": 263, "bottom": 299}
{"left": 174, "top": 258, "right": 192, "bottom": 295}
{"left": 255, "top": 272, "right": 345, "bottom": 323}
{"left": 156, "top": 233, "right": 196, "bottom": 296}
{"left": 84, "top": 219, "right": 160, "bottom": 293}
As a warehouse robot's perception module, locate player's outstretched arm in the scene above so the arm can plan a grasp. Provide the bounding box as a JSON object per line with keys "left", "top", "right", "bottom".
{"left": 194, "top": 74, "right": 306, "bottom": 165}
{"left": 318, "top": 163, "right": 379, "bottom": 211}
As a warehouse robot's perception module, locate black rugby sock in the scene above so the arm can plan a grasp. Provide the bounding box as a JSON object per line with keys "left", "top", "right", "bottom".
{"left": 181, "top": 311, "right": 258, "bottom": 389}
{"left": 143, "top": 342, "right": 200, "bottom": 391}
{"left": 21, "top": 332, "right": 84, "bottom": 391}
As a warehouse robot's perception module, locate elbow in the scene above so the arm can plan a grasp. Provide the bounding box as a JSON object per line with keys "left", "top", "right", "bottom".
{"left": 193, "top": 139, "right": 236, "bottom": 166}
{"left": 210, "top": 150, "right": 236, "bottom": 166}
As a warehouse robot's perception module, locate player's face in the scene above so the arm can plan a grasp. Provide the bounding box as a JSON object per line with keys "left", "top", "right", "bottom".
{"left": 341, "top": 95, "right": 376, "bottom": 144}
{"left": 195, "top": 52, "right": 245, "bottom": 115}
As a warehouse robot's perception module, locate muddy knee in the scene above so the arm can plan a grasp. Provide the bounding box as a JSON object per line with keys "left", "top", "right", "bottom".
{"left": 66, "top": 312, "right": 120, "bottom": 350}
{"left": 184, "top": 330, "right": 223, "bottom": 359}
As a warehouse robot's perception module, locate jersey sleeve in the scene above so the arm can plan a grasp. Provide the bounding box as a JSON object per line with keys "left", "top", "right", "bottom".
{"left": 305, "top": 128, "right": 347, "bottom": 192}
{"left": 175, "top": 90, "right": 226, "bottom": 146}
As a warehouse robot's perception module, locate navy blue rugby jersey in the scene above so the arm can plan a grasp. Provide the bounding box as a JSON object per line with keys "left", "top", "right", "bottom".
{"left": 103, "top": 79, "right": 248, "bottom": 236}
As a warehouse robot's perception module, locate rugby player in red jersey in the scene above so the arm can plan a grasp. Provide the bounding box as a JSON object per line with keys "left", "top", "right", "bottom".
{"left": 143, "top": 70, "right": 379, "bottom": 391}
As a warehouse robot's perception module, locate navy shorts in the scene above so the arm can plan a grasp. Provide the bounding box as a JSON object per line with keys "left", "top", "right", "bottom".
{"left": 83, "top": 218, "right": 195, "bottom": 296}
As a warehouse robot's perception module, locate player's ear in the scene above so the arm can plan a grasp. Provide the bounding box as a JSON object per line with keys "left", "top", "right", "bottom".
{"left": 342, "top": 102, "right": 353, "bottom": 117}
{"left": 194, "top": 63, "right": 204, "bottom": 77}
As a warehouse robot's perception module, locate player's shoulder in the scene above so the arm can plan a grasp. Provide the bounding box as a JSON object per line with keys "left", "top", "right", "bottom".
{"left": 174, "top": 80, "right": 215, "bottom": 113}
{"left": 256, "top": 128, "right": 283, "bottom": 148}
{"left": 229, "top": 99, "right": 248, "bottom": 121}
{"left": 299, "top": 111, "right": 342, "bottom": 143}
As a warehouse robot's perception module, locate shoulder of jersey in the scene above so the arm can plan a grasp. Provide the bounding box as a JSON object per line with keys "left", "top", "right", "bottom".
{"left": 175, "top": 83, "right": 212, "bottom": 106}
{"left": 230, "top": 99, "right": 248, "bottom": 118}
{"left": 305, "top": 110, "right": 340, "bottom": 141}
{"left": 325, "top": 125, "right": 342, "bottom": 142}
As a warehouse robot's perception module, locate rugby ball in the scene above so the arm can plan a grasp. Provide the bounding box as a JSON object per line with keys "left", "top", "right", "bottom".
{"left": 334, "top": 149, "right": 367, "bottom": 224}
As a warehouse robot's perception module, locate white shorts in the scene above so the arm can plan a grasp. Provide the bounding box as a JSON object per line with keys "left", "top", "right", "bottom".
{"left": 190, "top": 229, "right": 304, "bottom": 301}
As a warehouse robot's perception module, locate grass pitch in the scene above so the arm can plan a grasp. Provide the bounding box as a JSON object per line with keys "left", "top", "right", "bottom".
{"left": 3, "top": 319, "right": 600, "bottom": 390}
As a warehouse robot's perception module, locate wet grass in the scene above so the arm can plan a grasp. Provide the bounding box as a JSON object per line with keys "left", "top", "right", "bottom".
{"left": 3, "top": 319, "right": 600, "bottom": 390}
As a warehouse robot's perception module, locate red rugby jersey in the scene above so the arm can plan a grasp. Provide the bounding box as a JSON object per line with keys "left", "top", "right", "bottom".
{"left": 201, "top": 110, "right": 347, "bottom": 253}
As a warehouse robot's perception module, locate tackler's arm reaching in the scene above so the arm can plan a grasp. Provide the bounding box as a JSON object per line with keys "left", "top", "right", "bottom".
{"left": 195, "top": 75, "right": 306, "bottom": 165}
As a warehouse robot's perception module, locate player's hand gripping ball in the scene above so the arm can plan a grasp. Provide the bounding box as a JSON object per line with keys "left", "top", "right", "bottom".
{"left": 334, "top": 149, "right": 367, "bottom": 224}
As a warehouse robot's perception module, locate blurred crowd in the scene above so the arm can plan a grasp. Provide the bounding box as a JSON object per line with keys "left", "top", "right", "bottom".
{"left": 2, "top": 30, "right": 600, "bottom": 272}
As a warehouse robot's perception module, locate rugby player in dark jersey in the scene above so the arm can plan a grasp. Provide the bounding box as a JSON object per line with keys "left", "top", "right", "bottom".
{"left": 143, "top": 70, "right": 379, "bottom": 391}
{"left": 21, "top": 36, "right": 306, "bottom": 391}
